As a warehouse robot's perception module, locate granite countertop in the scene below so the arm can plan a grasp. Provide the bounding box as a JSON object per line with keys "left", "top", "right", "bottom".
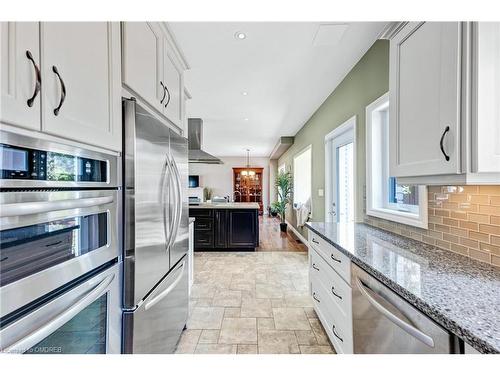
{"left": 189, "top": 202, "right": 260, "bottom": 209}
{"left": 305, "top": 222, "right": 500, "bottom": 354}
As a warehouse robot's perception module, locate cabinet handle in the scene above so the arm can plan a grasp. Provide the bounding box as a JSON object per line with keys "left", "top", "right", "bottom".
{"left": 160, "top": 81, "right": 166, "bottom": 104}
{"left": 331, "top": 286, "right": 342, "bottom": 300}
{"left": 439, "top": 126, "right": 450, "bottom": 161}
{"left": 330, "top": 254, "right": 341, "bottom": 263}
{"left": 312, "top": 292, "right": 320, "bottom": 303}
{"left": 332, "top": 325, "right": 343, "bottom": 342}
{"left": 52, "top": 66, "right": 66, "bottom": 116}
{"left": 312, "top": 263, "right": 319, "bottom": 271}
{"left": 312, "top": 238, "right": 320, "bottom": 244}
{"left": 164, "top": 85, "right": 171, "bottom": 108}
{"left": 26, "top": 50, "right": 41, "bottom": 107}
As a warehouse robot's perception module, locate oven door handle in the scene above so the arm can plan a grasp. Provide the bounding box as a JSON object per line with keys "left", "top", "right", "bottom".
{"left": 0, "top": 196, "right": 114, "bottom": 217}
{"left": 3, "top": 274, "right": 114, "bottom": 353}
{"left": 355, "top": 277, "right": 435, "bottom": 348}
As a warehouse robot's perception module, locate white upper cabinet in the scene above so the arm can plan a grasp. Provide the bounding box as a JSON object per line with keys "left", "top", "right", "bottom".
{"left": 390, "top": 22, "right": 500, "bottom": 184}
{"left": 473, "top": 22, "right": 500, "bottom": 174}
{"left": 390, "top": 22, "right": 462, "bottom": 178}
{"left": 41, "top": 22, "right": 121, "bottom": 151}
{"left": 122, "top": 22, "right": 165, "bottom": 114}
{"left": 121, "top": 22, "right": 188, "bottom": 132}
{"left": 163, "top": 37, "right": 184, "bottom": 129}
{"left": 1, "top": 22, "right": 41, "bottom": 130}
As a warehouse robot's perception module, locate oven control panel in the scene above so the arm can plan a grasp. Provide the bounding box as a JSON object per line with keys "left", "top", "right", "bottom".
{"left": 0, "top": 143, "right": 107, "bottom": 183}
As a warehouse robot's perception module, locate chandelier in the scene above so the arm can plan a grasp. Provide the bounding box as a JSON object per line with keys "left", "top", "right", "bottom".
{"left": 241, "top": 149, "right": 255, "bottom": 177}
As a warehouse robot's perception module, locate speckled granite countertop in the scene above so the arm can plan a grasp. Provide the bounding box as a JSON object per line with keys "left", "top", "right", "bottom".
{"left": 305, "top": 222, "right": 500, "bottom": 354}
{"left": 189, "top": 202, "right": 260, "bottom": 209}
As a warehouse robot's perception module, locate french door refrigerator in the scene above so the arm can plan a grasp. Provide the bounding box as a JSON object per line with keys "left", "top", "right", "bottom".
{"left": 122, "top": 98, "right": 189, "bottom": 354}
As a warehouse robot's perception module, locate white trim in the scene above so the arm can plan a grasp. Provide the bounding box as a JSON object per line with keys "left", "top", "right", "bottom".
{"left": 365, "top": 93, "right": 428, "bottom": 229}
{"left": 325, "top": 115, "right": 357, "bottom": 223}
{"left": 285, "top": 220, "right": 308, "bottom": 245}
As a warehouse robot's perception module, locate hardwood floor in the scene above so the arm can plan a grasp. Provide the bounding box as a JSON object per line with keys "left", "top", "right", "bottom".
{"left": 256, "top": 216, "right": 307, "bottom": 252}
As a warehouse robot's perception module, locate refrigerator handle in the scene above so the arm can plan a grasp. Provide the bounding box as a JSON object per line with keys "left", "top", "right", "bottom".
{"left": 355, "top": 277, "right": 435, "bottom": 348}
{"left": 165, "top": 153, "right": 177, "bottom": 250}
{"left": 144, "top": 259, "right": 186, "bottom": 311}
{"left": 169, "top": 156, "right": 183, "bottom": 247}
{"left": 161, "top": 154, "right": 172, "bottom": 249}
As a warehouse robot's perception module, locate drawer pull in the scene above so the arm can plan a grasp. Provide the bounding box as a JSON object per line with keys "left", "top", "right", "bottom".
{"left": 312, "top": 238, "right": 320, "bottom": 244}
{"left": 330, "top": 254, "right": 341, "bottom": 263}
{"left": 332, "top": 325, "right": 343, "bottom": 342}
{"left": 331, "top": 286, "right": 342, "bottom": 300}
{"left": 312, "top": 292, "right": 320, "bottom": 303}
{"left": 312, "top": 263, "right": 320, "bottom": 271}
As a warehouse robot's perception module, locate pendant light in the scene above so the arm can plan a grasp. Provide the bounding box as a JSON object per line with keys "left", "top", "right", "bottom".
{"left": 241, "top": 149, "right": 255, "bottom": 177}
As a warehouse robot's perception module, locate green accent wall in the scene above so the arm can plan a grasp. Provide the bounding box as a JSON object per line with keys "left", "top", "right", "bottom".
{"left": 277, "top": 40, "right": 389, "bottom": 233}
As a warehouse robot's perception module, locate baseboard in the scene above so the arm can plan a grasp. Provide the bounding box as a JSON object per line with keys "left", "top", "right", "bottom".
{"left": 285, "top": 220, "right": 308, "bottom": 245}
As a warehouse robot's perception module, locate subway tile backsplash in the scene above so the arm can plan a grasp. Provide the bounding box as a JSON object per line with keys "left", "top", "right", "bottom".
{"left": 365, "top": 185, "right": 500, "bottom": 268}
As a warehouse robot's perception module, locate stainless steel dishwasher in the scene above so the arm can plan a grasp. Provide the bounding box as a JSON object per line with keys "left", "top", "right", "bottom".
{"left": 351, "top": 264, "right": 460, "bottom": 353}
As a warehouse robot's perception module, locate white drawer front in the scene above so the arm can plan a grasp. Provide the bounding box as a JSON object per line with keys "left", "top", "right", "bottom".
{"left": 309, "top": 230, "right": 351, "bottom": 285}
{"left": 311, "top": 276, "right": 353, "bottom": 354}
{"left": 310, "top": 249, "right": 352, "bottom": 320}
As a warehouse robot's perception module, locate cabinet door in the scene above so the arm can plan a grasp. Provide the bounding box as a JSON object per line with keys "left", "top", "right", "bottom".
{"left": 214, "top": 210, "right": 227, "bottom": 248}
{"left": 122, "top": 22, "right": 164, "bottom": 114}
{"left": 0, "top": 22, "right": 40, "bottom": 130}
{"left": 163, "top": 37, "right": 184, "bottom": 128}
{"left": 41, "top": 22, "right": 121, "bottom": 151}
{"left": 227, "top": 210, "right": 258, "bottom": 248}
{"left": 473, "top": 22, "right": 500, "bottom": 173}
{"left": 390, "top": 22, "right": 462, "bottom": 177}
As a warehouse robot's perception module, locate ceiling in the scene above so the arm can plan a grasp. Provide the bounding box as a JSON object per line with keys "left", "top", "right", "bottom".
{"left": 169, "top": 22, "right": 388, "bottom": 157}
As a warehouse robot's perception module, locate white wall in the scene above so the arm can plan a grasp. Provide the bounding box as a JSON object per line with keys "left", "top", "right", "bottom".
{"left": 189, "top": 156, "right": 271, "bottom": 212}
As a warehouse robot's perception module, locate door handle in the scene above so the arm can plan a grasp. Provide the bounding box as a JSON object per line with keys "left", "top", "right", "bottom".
{"left": 145, "top": 260, "right": 185, "bottom": 310}
{"left": 330, "top": 253, "right": 341, "bottom": 263}
{"left": 3, "top": 274, "right": 114, "bottom": 353}
{"left": 160, "top": 81, "right": 166, "bottom": 104}
{"left": 26, "top": 50, "right": 41, "bottom": 107}
{"left": 52, "top": 66, "right": 66, "bottom": 116}
{"left": 312, "top": 263, "right": 320, "bottom": 271}
{"left": 439, "top": 126, "right": 450, "bottom": 161}
{"left": 0, "top": 196, "right": 114, "bottom": 217}
{"left": 355, "top": 277, "right": 435, "bottom": 348}
{"left": 164, "top": 85, "right": 171, "bottom": 108}
{"left": 312, "top": 238, "right": 320, "bottom": 244}
{"left": 312, "top": 292, "right": 320, "bottom": 303}
{"left": 169, "top": 155, "right": 183, "bottom": 247}
{"left": 332, "top": 324, "right": 343, "bottom": 342}
{"left": 331, "top": 286, "right": 342, "bottom": 300}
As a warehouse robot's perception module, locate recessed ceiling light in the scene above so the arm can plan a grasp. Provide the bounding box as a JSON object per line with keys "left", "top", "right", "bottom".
{"left": 241, "top": 91, "right": 248, "bottom": 96}
{"left": 244, "top": 118, "right": 249, "bottom": 121}
{"left": 235, "top": 31, "right": 246, "bottom": 40}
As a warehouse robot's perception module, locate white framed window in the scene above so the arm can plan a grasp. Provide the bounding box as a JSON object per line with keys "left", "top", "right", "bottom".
{"left": 366, "top": 93, "right": 428, "bottom": 228}
{"left": 293, "top": 145, "right": 312, "bottom": 206}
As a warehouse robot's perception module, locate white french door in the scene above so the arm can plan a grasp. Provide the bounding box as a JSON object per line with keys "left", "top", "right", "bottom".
{"left": 325, "top": 116, "right": 356, "bottom": 223}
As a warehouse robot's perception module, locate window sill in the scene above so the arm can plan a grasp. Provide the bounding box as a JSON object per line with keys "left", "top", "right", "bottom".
{"left": 366, "top": 207, "right": 428, "bottom": 229}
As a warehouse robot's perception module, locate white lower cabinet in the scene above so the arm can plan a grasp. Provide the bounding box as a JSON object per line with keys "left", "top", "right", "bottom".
{"left": 41, "top": 22, "right": 122, "bottom": 151}
{"left": 0, "top": 22, "right": 41, "bottom": 130}
{"left": 309, "top": 230, "right": 353, "bottom": 354}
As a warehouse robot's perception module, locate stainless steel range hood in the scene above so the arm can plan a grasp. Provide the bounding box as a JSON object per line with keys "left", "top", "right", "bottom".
{"left": 188, "top": 118, "right": 223, "bottom": 164}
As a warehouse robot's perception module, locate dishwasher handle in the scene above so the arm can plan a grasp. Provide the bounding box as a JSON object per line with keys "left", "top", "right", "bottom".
{"left": 355, "top": 277, "right": 435, "bottom": 348}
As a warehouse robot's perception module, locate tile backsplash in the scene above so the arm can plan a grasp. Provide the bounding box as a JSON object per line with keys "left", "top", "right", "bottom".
{"left": 365, "top": 185, "right": 500, "bottom": 268}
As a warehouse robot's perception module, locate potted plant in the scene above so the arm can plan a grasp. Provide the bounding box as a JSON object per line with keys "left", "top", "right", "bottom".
{"left": 271, "top": 170, "right": 292, "bottom": 232}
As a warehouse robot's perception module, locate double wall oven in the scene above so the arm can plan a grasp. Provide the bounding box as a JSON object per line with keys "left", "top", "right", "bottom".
{"left": 0, "top": 129, "right": 121, "bottom": 354}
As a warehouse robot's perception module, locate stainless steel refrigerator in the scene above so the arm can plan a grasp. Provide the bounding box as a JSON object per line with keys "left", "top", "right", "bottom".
{"left": 122, "top": 98, "right": 189, "bottom": 354}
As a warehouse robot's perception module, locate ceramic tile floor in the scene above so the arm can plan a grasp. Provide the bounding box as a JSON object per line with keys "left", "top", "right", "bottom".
{"left": 175, "top": 251, "right": 335, "bottom": 354}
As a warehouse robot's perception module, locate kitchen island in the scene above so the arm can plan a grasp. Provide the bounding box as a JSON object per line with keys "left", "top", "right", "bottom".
{"left": 189, "top": 202, "right": 259, "bottom": 251}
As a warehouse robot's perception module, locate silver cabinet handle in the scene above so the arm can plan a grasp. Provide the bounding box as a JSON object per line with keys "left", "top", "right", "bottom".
{"left": 355, "top": 277, "right": 435, "bottom": 348}
{"left": 331, "top": 286, "right": 342, "bottom": 300}
{"left": 312, "top": 263, "right": 320, "bottom": 271}
{"left": 0, "top": 196, "right": 113, "bottom": 217}
{"left": 26, "top": 50, "right": 41, "bottom": 107}
{"left": 312, "top": 238, "right": 320, "bottom": 244}
{"left": 332, "top": 324, "right": 343, "bottom": 342}
{"left": 4, "top": 274, "right": 114, "bottom": 353}
{"left": 52, "top": 65, "right": 66, "bottom": 116}
{"left": 439, "top": 126, "right": 451, "bottom": 161}
{"left": 145, "top": 260, "right": 185, "bottom": 310}
{"left": 312, "top": 292, "right": 320, "bottom": 303}
{"left": 330, "top": 253, "right": 341, "bottom": 263}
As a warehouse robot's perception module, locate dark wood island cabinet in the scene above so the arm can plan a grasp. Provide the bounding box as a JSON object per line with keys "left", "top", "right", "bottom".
{"left": 190, "top": 204, "right": 259, "bottom": 251}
